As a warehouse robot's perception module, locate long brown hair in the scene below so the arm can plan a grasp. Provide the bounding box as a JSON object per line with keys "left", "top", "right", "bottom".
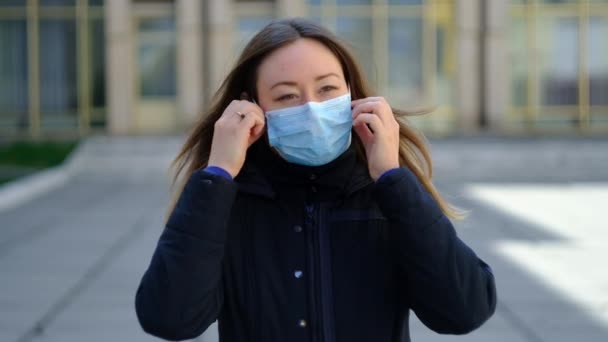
{"left": 169, "top": 18, "right": 462, "bottom": 220}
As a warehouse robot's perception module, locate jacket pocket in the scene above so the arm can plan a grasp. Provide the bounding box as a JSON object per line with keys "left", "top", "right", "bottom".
{"left": 328, "top": 206, "right": 390, "bottom": 252}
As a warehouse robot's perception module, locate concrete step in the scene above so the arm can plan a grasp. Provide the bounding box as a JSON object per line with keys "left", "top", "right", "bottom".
{"left": 66, "top": 135, "right": 185, "bottom": 180}
{"left": 64, "top": 135, "right": 608, "bottom": 182}
{"left": 430, "top": 137, "right": 608, "bottom": 182}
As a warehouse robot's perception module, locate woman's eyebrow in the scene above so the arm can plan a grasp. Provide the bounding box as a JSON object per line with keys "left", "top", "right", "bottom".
{"left": 270, "top": 73, "right": 340, "bottom": 90}
{"left": 270, "top": 81, "right": 297, "bottom": 90}
{"left": 315, "top": 72, "right": 340, "bottom": 81}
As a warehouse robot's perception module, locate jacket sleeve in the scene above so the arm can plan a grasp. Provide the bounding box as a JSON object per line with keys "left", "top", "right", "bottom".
{"left": 374, "top": 167, "right": 497, "bottom": 335}
{"left": 135, "top": 169, "right": 238, "bottom": 341}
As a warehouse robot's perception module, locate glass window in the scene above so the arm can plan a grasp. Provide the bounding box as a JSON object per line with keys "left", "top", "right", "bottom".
{"left": 388, "top": 17, "right": 423, "bottom": 104}
{"left": 139, "top": 17, "right": 175, "bottom": 32}
{"left": 39, "top": 19, "right": 78, "bottom": 128}
{"left": 538, "top": 16, "right": 579, "bottom": 106}
{"left": 138, "top": 18, "right": 176, "bottom": 97}
{"left": 40, "top": 0, "right": 76, "bottom": 6}
{"left": 90, "top": 18, "right": 106, "bottom": 127}
{"left": 0, "top": 0, "right": 26, "bottom": 6}
{"left": 0, "top": 20, "right": 28, "bottom": 130}
{"left": 91, "top": 18, "right": 105, "bottom": 109}
{"left": 589, "top": 17, "right": 608, "bottom": 106}
{"left": 336, "top": 17, "right": 374, "bottom": 81}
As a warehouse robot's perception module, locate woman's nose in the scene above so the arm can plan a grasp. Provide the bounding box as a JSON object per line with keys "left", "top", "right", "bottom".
{"left": 301, "top": 92, "right": 320, "bottom": 104}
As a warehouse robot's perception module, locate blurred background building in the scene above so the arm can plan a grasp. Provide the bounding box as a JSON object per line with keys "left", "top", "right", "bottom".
{"left": 0, "top": 0, "right": 607, "bottom": 138}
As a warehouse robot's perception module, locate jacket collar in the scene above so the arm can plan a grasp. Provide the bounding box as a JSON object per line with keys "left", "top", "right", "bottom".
{"left": 235, "top": 140, "right": 373, "bottom": 199}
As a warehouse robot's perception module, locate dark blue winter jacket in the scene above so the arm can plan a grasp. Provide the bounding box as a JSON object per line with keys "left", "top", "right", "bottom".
{"left": 135, "top": 141, "right": 496, "bottom": 342}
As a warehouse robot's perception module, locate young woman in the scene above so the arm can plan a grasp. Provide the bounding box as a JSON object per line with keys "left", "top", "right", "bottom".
{"left": 135, "top": 18, "right": 496, "bottom": 342}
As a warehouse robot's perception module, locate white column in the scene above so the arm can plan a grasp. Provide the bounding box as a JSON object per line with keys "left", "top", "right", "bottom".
{"left": 177, "top": 0, "right": 204, "bottom": 126}
{"left": 105, "top": 0, "right": 133, "bottom": 135}
{"left": 485, "top": 0, "right": 509, "bottom": 132}
{"left": 207, "top": 0, "right": 235, "bottom": 96}
{"left": 455, "top": 0, "right": 481, "bottom": 133}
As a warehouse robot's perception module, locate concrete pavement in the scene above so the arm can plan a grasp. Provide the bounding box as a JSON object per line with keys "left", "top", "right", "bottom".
{"left": 1, "top": 136, "right": 607, "bottom": 342}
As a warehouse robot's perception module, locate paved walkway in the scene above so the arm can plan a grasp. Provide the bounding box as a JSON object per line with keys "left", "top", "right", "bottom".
{"left": 1, "top": 136, "right": 607, "bottom": 342}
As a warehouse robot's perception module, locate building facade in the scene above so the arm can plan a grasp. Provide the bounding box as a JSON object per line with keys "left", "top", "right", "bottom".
{"left": 0, "top": 0, "right": 607, "bottom": 138}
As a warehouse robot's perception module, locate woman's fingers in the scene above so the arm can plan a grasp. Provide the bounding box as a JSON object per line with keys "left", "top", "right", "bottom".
{"left": 352, "top": 96, "right": 401, "bottom": 180}
{"left": 241, "top": 100, "right": 265, "bottom": 121}
{"left": 353, "top": 119, "right": 374, "bottom": 145}
{"left": 352, "top": 113, "right": 383, "bottom": 144}
{"left": 351, "top": 96, "right": 387, "bottom": 107}
{"left": 239, "top": 111, "right": 265, "bottom": 145}
{"left": 352, "top": 100, "right": 389, "bottom": 140}
{"left": 351, "top": 96, "right": 395, "bottom": 126}
{"left": 233, "top": 93, "right": 263, "bottom": 138}
{"left": 250, "top": 115, "right": 265, "bottom": 137}
{"left": 245, "top": 107, "right": 266, "bottom": 127}
{"left": 223, "top": 100, "right": 265, "bottom": 127}
{"left": 353, "top": 113, "right": 382, "bottom": 130}
{"left": 352, "top": 101, "right": 381, "bottom": 120}
{"left": 215, "top": 100, "right": 265, "bottom": 144}
{"left": 238, "top": 112, "right": 258, "bottom": 132}
{"left": 231, "top": 101, "right": 266, "bottom": 146}
{"left": 208, "top": 99, "right": 266, "bottom": 177}
{"left": 220, "top": 101, "right": 244, "bottom": 124}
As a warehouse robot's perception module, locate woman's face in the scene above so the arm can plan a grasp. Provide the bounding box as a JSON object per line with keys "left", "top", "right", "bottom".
{"left": 255, "top": 38, "right": 349, "bottom": 112}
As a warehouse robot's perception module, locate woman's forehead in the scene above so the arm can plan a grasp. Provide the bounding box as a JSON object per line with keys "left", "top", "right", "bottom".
{"left": 257, "top": 38, "right": 344, "bottom": 86}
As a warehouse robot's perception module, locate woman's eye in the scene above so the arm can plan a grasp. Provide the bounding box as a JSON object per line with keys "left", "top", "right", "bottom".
{"left": 320, "top": 85, "right": 337, "bottom": 93}
{"left": 277, "top": 94, "right": 297, "bottom": 101}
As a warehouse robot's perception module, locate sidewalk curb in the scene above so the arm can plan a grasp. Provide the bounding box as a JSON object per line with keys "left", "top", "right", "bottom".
{"left": 0, "top": 136, "right": 180, "bottom": 213}
{"left": 0, "top": 145, "right": 81, "bottom": 214}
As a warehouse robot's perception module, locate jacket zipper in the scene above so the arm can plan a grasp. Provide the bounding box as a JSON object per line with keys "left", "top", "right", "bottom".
{"left": 306, "top": 203, "right": 336, "bottom": 342}
{"left": 305, "top": 204, "right": 321, "bottom": 342}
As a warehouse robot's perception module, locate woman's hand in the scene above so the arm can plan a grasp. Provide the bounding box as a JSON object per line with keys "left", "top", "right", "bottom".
{"left": 351, "top": 96, "right": 400, "bottom": 181}
{"left": 208, "top": 96, "right": 265, "bottom": 178}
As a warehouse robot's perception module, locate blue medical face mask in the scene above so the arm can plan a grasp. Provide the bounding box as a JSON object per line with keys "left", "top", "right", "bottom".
{"left": 264, "top": 93, "right": 353, "bottom": 166}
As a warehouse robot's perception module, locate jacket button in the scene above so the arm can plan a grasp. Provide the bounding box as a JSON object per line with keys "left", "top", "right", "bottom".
{"left": 298, "top": 319, "right": 307, "bottom": 328}
{"left": 309, "top": 174, "right": 317, "bottom": 181}
{"left": 294, "top": 270, "right": 303, "bottom": 279}
{"left": 293, "top": 225, "right": 303, "bottom": 233}
{"left": 310, "top": 186, "right": 317, "bottom": 193}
